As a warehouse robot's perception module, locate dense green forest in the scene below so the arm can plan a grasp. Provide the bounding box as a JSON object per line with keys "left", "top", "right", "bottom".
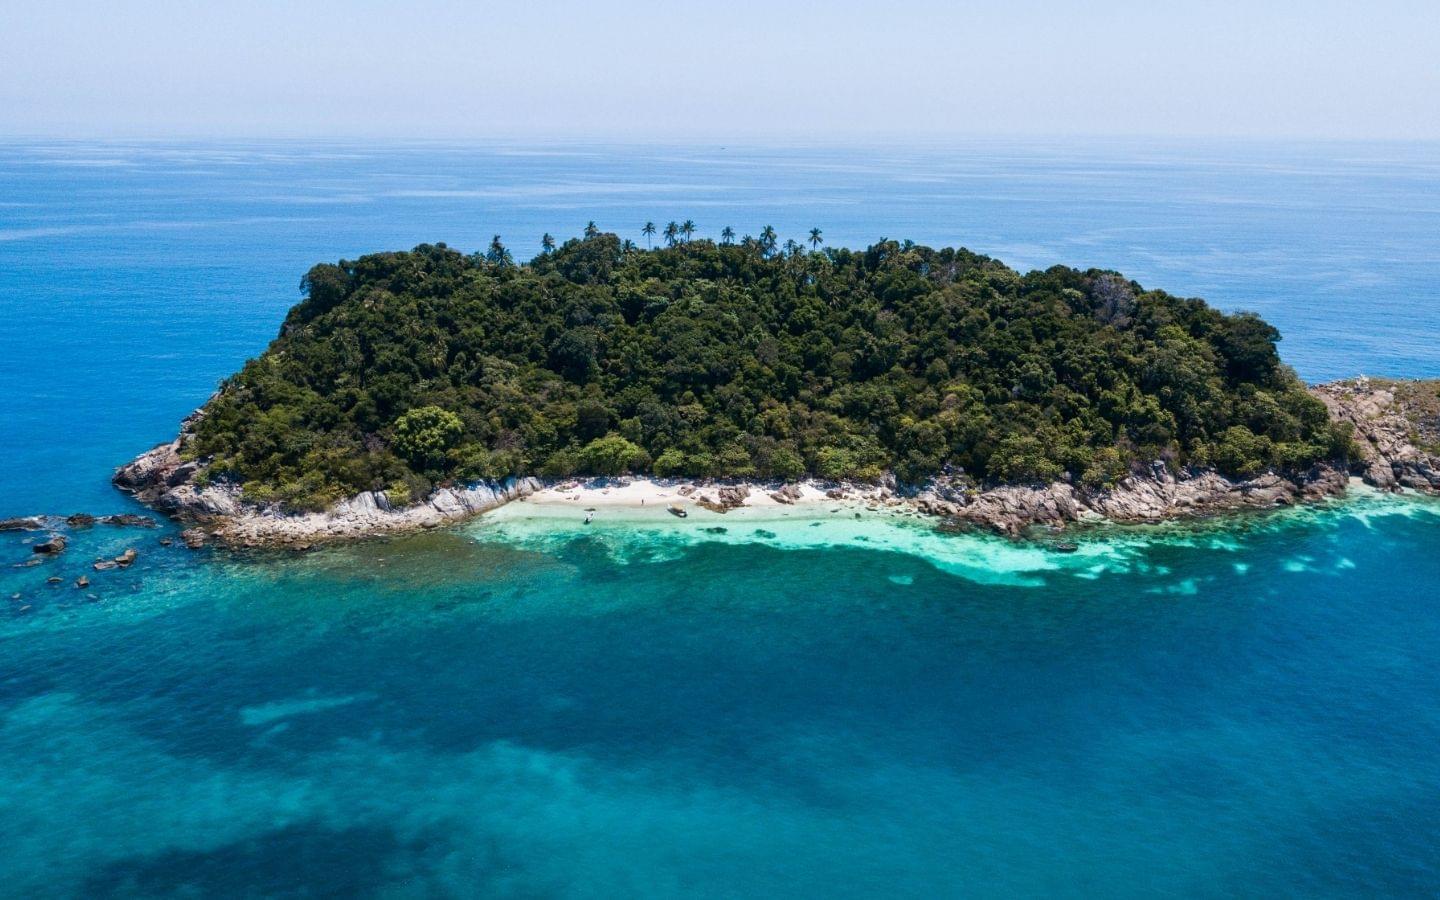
{"left": 188, "top": 231, "right": 1352, "bottom": 511}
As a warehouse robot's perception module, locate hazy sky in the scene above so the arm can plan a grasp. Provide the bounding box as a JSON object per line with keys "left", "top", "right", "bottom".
{"left": 3, "top": 0, "right": 1437, "bottom": 140}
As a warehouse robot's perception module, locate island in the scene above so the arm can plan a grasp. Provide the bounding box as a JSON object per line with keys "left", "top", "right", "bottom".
{"left": 114, "top": 234, "right": 1440, "bottom": 547}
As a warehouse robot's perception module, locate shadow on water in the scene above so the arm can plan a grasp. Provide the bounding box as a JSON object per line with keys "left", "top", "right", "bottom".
{"left": 81, "top": 824, "right": 433, "bottom": 898}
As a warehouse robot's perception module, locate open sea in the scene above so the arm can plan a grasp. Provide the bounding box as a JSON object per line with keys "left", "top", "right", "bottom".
{"left": 1, "top": 139, "right": 1439, "bottom": 896}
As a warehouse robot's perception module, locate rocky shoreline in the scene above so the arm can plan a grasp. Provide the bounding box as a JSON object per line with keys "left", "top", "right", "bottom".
{"left": 113, "top": 432, "right": 543, "bottom": 550}
{"left": 1312, "top": 378, "right": 1440, "bottom": 492}
{"left": 111, "top": 379, "right": 1440, "bottom": 549}
{"left": 911, "top": 462, "right": 1350, "bottom": 535}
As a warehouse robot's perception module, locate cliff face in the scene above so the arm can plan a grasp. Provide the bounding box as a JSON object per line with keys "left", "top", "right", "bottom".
{"left": 1311, "top": 378, "right": 1440, "bottom": 492}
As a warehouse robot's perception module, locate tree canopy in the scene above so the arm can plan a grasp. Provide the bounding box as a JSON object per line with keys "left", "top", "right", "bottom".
{"left": 189, "top": 233, "right": 1350, "bottom": 511}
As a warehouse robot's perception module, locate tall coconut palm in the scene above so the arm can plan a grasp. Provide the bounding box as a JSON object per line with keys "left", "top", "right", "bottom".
{"left": 584, "top": 221, "right": 600, "bottom": 239}
{"left": 681, "top": 219, "right": 696, "bottom": 243}
{"left": 759, "top": 225, "right": 778, "bottom": 257}
{"left": 809, "top": 228, "right": 823, "bottom": 250}
{"left": 783, "top": 239, "right": 801, "bottom": 257}
{"left": 663, "top": 221, "right": 680, "bottom": 247}
{"left": 641, "top": 221, "right": 656, "bottom": 248}
{"left": 541, "top": 233, "right": 556, "bottom": 254}
{"left": 720, "top": 226, "right": 735, "bottom": 244}
{"left": 486, "top": 235, "right": 511, "bottom": 267}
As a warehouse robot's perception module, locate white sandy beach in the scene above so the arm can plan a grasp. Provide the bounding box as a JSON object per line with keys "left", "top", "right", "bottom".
{"left": 521, "top": 478, "right": 886, "bottom": 511}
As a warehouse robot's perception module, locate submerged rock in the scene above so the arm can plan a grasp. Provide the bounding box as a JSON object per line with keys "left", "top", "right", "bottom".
{"left": 32, "top": 534, "right": 67, "bottom": 555}
{"left": 98, "top": 513, "right": 158, "bottom": 528}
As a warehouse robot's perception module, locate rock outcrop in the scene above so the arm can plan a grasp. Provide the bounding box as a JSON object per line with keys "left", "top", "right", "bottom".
{"left": 32, "top": 535, "right": 68, "bottom": 555}
{"left": 1311, "top": 378, "right": 1440, "bottom": 492}
{"left": 112, "top": 420, "right": 541, "bottom": 549}
{"left": 769, "top": 483, "right": 803, "bottom": 505}
{"left": 913, "top": 463, "right": 1348, "bottom": 536}
{"left": 695, "top": 485, "right": 751, "bottom": 513}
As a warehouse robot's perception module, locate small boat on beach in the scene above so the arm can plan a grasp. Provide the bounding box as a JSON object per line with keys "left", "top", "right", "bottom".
{"left": 668, "top": 503, "right": 688, "bottom": 518}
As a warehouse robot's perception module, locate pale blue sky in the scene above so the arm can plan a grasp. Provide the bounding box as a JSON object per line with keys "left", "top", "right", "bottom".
{"left": 2, "top": 0, "right": 1436, "bottom": 140}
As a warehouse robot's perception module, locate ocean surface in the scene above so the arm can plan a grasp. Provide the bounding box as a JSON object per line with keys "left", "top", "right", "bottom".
{"left": 1, "top": 140, "right": 1439, "bottom": 896}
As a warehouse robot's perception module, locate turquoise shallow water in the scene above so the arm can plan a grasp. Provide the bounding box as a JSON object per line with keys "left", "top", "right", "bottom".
{"left": 2, "top": 140, "right": 1440, "bottom": 895}
{"left": 3, "top": 494, "right": 1439, "bottom": 896}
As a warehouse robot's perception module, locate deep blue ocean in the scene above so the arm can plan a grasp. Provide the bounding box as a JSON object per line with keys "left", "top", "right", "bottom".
{"left": 2, "top": 140, "right": 1439, "bottom": 896}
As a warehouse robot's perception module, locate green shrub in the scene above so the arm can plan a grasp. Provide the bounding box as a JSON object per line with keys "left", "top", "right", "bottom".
{"left": 987, "top": 434, "right": 1063, "bottom": 484}
{"left": 1208, "top": 426, "right": 1275, "bottom": 477}
{"left": 652, "top": 448, "right": 689, "bottom": 476}
{"left": 579, "top": 434, "right": 648, "bottom": 475}
{"left": 1081, "top": 447, "right": 1130, "bottom": 488}
{"left": 392, "top": 406, "right": 463, "bottom": 472}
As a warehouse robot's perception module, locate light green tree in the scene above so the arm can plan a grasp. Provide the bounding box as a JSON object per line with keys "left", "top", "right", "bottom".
{"left": 580, "top": 433, "right": 649, "bottom": 475}
{"left": 393, "top": 406, "right": 464, "bottom": 471}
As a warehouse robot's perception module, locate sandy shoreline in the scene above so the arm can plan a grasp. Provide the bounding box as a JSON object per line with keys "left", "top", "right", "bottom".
{"left": 510, "top": 478, "right": 931, "bottom": 530}
{"left": 524, "top": 478, "right": 852, "bottom": 510}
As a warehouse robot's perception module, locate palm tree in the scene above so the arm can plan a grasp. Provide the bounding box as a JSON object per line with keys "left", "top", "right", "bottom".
{"left": 642, "top": 221, "right": 656, "bottom": 248}
{"left": 486, "top": 235, "right": 512, "bottom": 267}
{"left": 759, "top": 225, "right": 778, "bottom": 257}
{"left": 720, "top": 226, "right": 735, "bottom": 245}
{"left": 783, "top": 239, "right": 800, "bottom": 257}
{"left": 622, "top": 239, "right": 636, "bottom": 253}
{"left": 541, "top": 233, "right": 556, "bottom": 254}
{"left": 809, "top": 228, "right": 823, "bottom": 250}
{"left": 681, "top": 219, "right": 696, "bottom": 243}
{"left": 584, "top": 221, "right": 600, "bottom": 239}
{"left": 663, "top": 221, "right": 680, "bottom": 247}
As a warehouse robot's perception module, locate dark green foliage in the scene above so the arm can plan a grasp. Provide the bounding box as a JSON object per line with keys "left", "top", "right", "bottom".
{"left": 190, "top": 235, "right": 1347, "bottom": 510}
